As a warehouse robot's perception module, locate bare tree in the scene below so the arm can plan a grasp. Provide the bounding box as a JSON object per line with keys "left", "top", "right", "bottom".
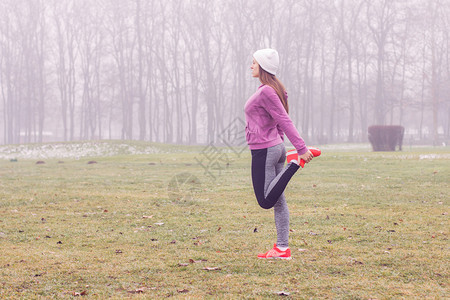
{"left": 53, "top": 0, "right": 80, "bottom": 141}
{"left": 366, "top": 0, "right": 398, "bottom": 126}
{"left": 427, "top": 0, "right": 447, "bottom": 145}
{"left": 337, "top": 0, "right": 364, "bottom": 142}
{"left": 1, "top": 0, "right": 449, "bottom": 146}
{"left": 106, "top": 0, "right": 136, "bottom": 140}
{"left": 135, "top": 0, "right": 146, "bottom": 141}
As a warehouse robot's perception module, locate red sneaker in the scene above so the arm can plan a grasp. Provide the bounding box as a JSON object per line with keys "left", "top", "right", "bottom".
{"left": 286, "top": 147, "right": 321, "bottom": 168}
{"left": 257, "top": 244, "right": 292, "bottom": 260}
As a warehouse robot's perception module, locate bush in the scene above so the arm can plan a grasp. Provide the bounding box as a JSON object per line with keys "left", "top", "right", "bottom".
{"left": 368, "top": 125, "right": 405, "bottom": 151}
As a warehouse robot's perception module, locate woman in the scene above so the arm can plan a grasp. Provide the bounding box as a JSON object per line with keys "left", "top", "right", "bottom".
{"left": 245, "top": 48, "right": 313, "bottom": 259}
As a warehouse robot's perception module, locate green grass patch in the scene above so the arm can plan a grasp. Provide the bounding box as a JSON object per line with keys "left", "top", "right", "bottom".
{"left": 0, "top": 143, "right": 448, "bottom": 298}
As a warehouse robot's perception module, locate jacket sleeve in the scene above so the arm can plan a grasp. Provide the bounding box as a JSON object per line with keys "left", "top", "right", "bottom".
{"left": 260, "top": 87, "right": 308, "bottom": 155}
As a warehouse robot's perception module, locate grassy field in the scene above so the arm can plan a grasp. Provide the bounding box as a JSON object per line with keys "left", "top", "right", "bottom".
{"left": 0, "top": 142, "right": 448, "bottom": 299}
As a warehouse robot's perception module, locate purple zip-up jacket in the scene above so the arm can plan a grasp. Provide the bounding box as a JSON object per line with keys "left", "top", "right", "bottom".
{"left": 244, "top": 84, "right": 308, "bottom": 155}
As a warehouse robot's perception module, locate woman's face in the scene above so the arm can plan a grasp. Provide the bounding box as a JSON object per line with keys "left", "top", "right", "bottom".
{"left": 251, "top": 59, "right": 259, "bottom": 78}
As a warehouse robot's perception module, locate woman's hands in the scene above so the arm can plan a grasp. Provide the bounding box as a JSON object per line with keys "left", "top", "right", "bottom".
{"left": 298, "top": 150, "right": 314, "bottom": 164}
{"left": 286, "top": 147, "right": 321, "bottom": 167}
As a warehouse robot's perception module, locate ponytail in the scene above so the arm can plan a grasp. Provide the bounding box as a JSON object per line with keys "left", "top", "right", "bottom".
{"left": 258, "top": 66, "right": 289, "bottom": 114}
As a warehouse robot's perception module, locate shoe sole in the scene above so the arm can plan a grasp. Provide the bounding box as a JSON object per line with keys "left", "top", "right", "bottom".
{"left": 258, "top": 256, "right": 292, "bottom": 260}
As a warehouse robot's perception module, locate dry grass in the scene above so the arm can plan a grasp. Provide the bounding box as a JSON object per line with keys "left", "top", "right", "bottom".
{"left": 0, "top": 143, "right": 448, "bottom": 298}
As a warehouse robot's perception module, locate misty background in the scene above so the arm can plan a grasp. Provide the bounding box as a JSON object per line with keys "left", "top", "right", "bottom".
{"left": 0, "top": 0, "right": 449, "bottom": 147}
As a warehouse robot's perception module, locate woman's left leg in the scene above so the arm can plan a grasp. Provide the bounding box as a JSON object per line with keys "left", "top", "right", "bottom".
{"left": 257, "top": 146, "right": 293, "bottom": 259}
{"left": 274, "top": 151, "right": 290, "bottom": 248}
{"left": 274, "top": 195, "right": 289, "bottom": 248}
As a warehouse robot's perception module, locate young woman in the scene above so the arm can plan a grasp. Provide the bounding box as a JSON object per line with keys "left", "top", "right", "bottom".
{"left": 245, "top": 48, "right": 313, "bottom": 259}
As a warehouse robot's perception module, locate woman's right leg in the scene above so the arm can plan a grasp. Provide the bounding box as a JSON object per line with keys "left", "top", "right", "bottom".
{"left": 251, "top": 143, "right": 299, "bottom": 209}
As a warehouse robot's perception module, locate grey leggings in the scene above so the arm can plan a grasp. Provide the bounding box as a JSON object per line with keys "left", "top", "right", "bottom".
{"left": 250, "top": 143, "right": 300, "bottom": 248}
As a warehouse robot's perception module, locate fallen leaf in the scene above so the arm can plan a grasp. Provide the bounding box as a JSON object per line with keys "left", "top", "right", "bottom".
{"left": 177, "top": 289, "right": 189, "bottom": 293}
{"left": 178, "top": 263, "right": 189, "bottom": 267}
{"left": 253, "top": 227, "right": 258, "bottom": 233}
{"left": 189, "top": 259, "right": 207, "bottom": 264}
{"left": 127, "top": 288, "right": 145, "bottom": 294}
{"left": 349, "top": 258, "right": 364, "bottom": 265}
{"left": 298, "top": 248, "right": 308, "bottom": 252}
{"left": 72, "top": 290, "right": 88, "bottom": 296}
{"left": 154, "top": 223, "right": 164, "bottom": 226}
{"left": 115, "top": 250, "right": 123, "bottom": 254}
{"left": 142, "top": 215, "right": 153, "bottom": 219}
{"left": 203, "top": 267, "right": 221, "bottom": 271}
{"left": 217, "top": 227, "right": 221, "bottom": 231}
{"left": 277, "top": 291, "right": 290, "bottom": 296}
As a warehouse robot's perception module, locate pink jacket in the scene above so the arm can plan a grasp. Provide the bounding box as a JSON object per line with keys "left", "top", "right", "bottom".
{"left": 244, "top": 85, "right": 307, "bottom": 155}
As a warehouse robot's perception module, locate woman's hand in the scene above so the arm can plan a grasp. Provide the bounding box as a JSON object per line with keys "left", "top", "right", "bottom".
{"left": 298, "top": 150, "right": 314, "bottom": 164}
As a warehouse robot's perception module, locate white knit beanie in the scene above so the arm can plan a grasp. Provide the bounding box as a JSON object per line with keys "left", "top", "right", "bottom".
{"left": 253, "top": 48, "right": 279, "bottom": 75}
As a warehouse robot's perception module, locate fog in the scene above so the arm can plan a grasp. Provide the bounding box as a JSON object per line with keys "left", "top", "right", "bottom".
{"left": 0, "top": 0, "right": 449, "bottom": 146}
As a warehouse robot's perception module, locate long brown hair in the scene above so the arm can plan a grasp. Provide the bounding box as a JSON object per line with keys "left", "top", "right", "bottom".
{"left": 259, "top": 66, "right": 289, "bottom": 114}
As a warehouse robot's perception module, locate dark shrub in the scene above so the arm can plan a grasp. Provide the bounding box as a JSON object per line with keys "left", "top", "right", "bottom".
{"left": 368, "top": 125, "right": 405, "bottom": 151}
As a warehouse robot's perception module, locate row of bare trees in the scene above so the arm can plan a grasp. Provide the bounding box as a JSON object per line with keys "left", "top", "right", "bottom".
{"left": 1, "top": 0, "right": 449, "bottom": 145}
